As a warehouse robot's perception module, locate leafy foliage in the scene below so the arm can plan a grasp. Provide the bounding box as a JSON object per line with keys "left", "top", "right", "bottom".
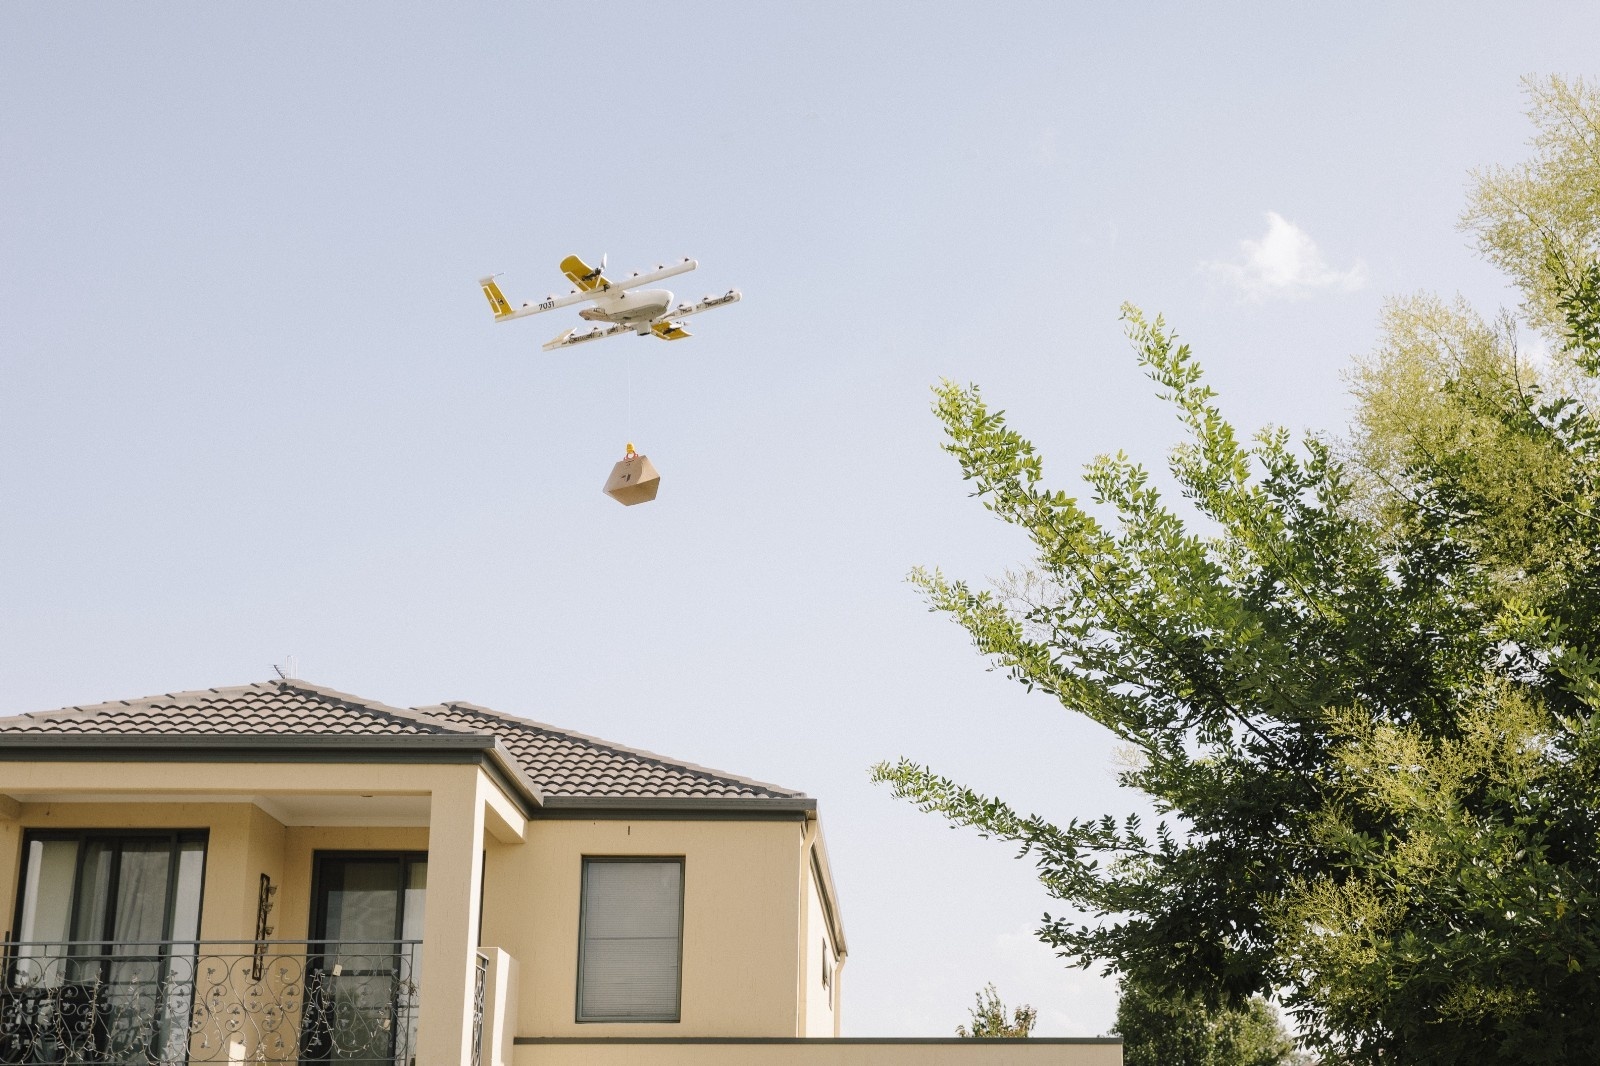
{"left": 1275, "top": 682, "right": 1600, "bottom": 1061}
{"left": 874, "top": 311, "right": 1496, "bottom": 1003}
{"left": 955, "top": 983, "right": 1037, "bottom": 1039}
{"left": 873, "top": 76, "right": 1600, "bottom": 1063}
{"left": 1114, "top": 983, "right": 1294, "bottom": 1066}
{"left": 1463, "top": 75, "right": 1600, "bottom": 338}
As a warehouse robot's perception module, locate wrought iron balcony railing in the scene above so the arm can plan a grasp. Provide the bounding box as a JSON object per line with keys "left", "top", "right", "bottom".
{"left": 0, "top": 939, "right": 421, "bottom": 1066}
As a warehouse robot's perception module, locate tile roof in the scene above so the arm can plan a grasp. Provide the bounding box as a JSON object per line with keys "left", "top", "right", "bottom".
{"left": 0, "top": 681, "right": 456, "bottom": 736}
{"left": 421, "top": 701, "right": 802, "bottom": 800}
{"left": 0, "top": 680, "right": 805, "bottom": 804}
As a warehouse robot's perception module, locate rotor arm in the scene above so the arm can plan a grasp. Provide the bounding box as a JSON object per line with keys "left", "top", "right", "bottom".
{"left": 660, "top": 289, "right": 741, "bottom": 321}
{"left": 541, "top": 323, "right": 634, "bottom": 351}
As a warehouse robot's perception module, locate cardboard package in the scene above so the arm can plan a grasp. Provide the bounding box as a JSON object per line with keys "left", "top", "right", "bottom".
{"left": 602, "top": 453, "right": 661, "bottom": 505}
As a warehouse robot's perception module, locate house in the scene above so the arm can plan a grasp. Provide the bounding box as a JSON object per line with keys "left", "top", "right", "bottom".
{"left": 0, "top": 679, "right": 1121, "bottom": 1065}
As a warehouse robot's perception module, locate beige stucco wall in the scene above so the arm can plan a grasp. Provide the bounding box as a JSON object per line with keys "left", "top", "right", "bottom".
{"left": 511, "top": 1041, "right": 1122, "bottom": 1066}
{"left": 482, "top": 816, "right": 810, "bottom": 1040}
{"left": 802, "top": 856, "right": 840, "bottom": 1036}
{"left": 0, "top": 813, "right": 21, "bottom": 939}
{"left": 0, "top": 760, "right": 848, "bottom": 1048}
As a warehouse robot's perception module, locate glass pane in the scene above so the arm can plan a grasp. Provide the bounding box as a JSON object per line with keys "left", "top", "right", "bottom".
{"left": 580, "top": 936, "right": 681, "bottom": 1018}
{"left": 583, "top": 861, "right": 681, "bottom": 939}
{"left": 170, "top": 840, "right": 206, "bottom": 944}
{"left": 71, "top": 840, "right": 114, "bottom": 942}
{"left": 112, "top": 839, "right": 173, "bottom": 945}
{"left": 307, "top": 858, "right": 418, "bottom": 1064}
{"left": 106, "top": 842, "right": 177, "bottom": 1063}
{"left": 325, "top": 860, "right": 402, "bottom": 945}
{"left": 401, "top": 861, "right": 427, "bottom": 942}
{"left": 16, "top": 839, "right": 78, "bottom": 989}
{"left": 160, "top": 841, "right": 207, "bottom": 1063}
{"left": 399, "top": 861, "right": 427, "bottom": 1066}
{"left": 579, "top": 861, "right": 682, "bottom": 1021}
{"left": 18, "top": 839, "right": 78, "bottom": 942}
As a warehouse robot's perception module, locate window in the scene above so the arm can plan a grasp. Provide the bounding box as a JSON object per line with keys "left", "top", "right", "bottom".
{"left": 576, "top": 857, "right": 683, "bottom": 1022}
{"left": 305, "top": 852, "right": 427, "bottom": 1064}
{"left": 10, "top": 831, "right": 207, "bottom": 1065}
{"left": 14, "top": 830, "right": 207, "bottom": 948}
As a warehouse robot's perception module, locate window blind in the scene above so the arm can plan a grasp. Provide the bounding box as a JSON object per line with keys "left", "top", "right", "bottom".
{"left": 577, "top": 859, "right": 683, "bottom": 1022}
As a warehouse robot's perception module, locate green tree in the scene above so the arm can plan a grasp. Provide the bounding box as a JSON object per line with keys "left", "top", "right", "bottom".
{"left": 1115, "top": 983, "right": 1293, "bottom": 1066}
{"left": 1462, "top": 76, "right": 1600, "bottom": 340}
{"left": 1274, "top": 79, "right": 1600, "bottom": 1061}
{"left": 955, "top": 983, "right": 1037, "bottom": 1038}
{"left": 873, "top": 77, "right": 1600, "bottom": 1062}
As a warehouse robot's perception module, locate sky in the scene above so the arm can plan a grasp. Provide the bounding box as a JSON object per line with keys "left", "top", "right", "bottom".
{"left": 3, "top": 1, "right": 1598, "bottom": 1038}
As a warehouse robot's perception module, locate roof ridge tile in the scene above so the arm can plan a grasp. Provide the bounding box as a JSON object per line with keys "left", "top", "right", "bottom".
{"left": 278, "top": 680, "right": 481, "bottom": 735}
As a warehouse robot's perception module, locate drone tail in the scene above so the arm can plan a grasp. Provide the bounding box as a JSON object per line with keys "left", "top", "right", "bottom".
{"left": 479, "top": 276, "right": 514, "bottom": 319}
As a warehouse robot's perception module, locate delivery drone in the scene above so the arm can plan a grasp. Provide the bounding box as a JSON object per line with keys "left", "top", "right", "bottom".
{"left": 478, "top": 255, "right": 741, "bottom": 351}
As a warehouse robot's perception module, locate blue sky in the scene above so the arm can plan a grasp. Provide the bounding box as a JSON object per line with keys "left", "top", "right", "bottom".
{"left": 4, "top": 2, "right": 1597, "bottom": 1036}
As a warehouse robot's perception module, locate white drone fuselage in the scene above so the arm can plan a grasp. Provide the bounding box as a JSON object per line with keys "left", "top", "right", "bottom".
{"left": 578, "top": 288, "right": 674, "bottom": 334}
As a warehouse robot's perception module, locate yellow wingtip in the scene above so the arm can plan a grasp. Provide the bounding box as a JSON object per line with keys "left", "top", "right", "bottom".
{"left": 560, "top": 254, "right": 608, "bottom": 292}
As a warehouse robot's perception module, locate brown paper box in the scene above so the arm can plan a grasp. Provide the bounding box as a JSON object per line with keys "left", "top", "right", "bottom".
{"left": 602, "top": 454, "right": 661, "bottom": 505}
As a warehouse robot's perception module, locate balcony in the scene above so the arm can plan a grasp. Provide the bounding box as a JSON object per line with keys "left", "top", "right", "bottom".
{"left": 0, "top": 939, "right": 443, "bottom": 1065}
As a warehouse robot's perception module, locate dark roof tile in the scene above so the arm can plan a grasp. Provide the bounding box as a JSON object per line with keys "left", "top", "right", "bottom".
{"left": 0, "top": 681, "right": 805, "bottom": 804}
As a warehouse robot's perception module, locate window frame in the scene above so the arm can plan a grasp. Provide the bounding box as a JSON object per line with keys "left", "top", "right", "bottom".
{"left": 306, "top": 849, "right": 429, "bottom": 946}
{"left": 574, "top": 855, "right": 685, "bottom": 1024}
{"left": 11, "top": 828, "right": 210, "bottom": 947}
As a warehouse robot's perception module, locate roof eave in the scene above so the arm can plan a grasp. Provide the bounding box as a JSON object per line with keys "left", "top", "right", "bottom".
{"left": 0, "top": 732, "right": 545, "bottom": 815}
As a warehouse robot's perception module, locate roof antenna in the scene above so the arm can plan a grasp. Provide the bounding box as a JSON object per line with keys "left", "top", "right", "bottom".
{"left": 272, "top": 655, "right": 298, "bottom": 680}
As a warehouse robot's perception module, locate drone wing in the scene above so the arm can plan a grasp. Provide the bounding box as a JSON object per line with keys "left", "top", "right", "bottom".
{"left": 660, "top": 290, "right": 742, "bottom": 322}
{"left": 541, "top": 323, "right": 635, "bottom": 351}
{"left": 558, "top": 255, "right": 697, "bottom": 293}
{"left": 603, "top": 258, "right": 698, "bottom": 292}
{"left": 480, "top": 259, "right": 700, "bottom": 324}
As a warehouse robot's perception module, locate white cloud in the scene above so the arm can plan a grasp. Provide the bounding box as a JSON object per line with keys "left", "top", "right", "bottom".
{"left": 1204, "top": 211, "right": 1367, "bottom": 300}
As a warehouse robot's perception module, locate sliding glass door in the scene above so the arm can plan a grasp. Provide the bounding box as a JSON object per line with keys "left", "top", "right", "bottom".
{"left": 302, "top": 853, "right": 426, "bottom": 1066}
{"left": 8, "top": 830, "right": 207, "bottom": 1064}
